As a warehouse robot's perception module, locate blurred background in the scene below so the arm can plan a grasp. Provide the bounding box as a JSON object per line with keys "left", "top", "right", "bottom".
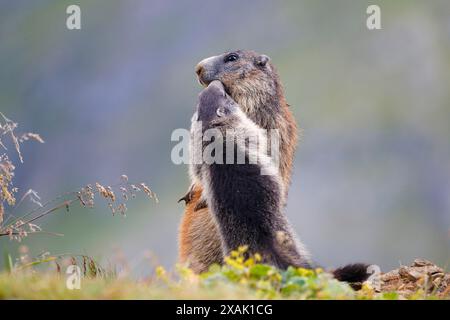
{"left": 0, "top": 0, "right": 449, "bottom": 275}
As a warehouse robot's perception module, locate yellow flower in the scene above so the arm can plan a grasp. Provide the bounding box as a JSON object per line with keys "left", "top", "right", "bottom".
{"left": 238, "top": 245, "right": 248, "bottom": 253}
{"left": 155, "top": 266, "right": 167, "bottom": 279}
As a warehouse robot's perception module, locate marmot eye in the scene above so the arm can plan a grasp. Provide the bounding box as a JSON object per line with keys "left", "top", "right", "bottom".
{"left": 225, "top": 53, "right": 239, "bottom": 63}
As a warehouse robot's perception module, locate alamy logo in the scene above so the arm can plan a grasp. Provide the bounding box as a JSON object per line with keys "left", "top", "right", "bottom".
{"left": 66, "top": 5, "right": 81, "bottom": 30}
{"left": 66, "top": 265, "right": 81, "bottom": 290}
{"left": 366, "top": 5, "right": 381, "bottom": 30}
{"left": 171, "top": 125, "right": 280, "bottom": 176}
{"left": 366, "top": 264, "right": 382, "bottom": 291}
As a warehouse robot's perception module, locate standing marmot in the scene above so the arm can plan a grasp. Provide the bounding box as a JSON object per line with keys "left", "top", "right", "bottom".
{"left": 179, "top": 50, "right": 298, "bottom": 272}
{"left": 190, "top": 80, "right": 312, "bottom": 269}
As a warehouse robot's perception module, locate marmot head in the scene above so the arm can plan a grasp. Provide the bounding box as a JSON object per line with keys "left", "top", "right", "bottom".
{"left": 196, "top": 80, "right": 238, "bottom": 126}
{"left": 195, "top": 50, "right": 281, "bottom": 113}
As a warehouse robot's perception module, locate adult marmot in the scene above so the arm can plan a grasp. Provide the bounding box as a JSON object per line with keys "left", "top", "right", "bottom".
{"left": 179, "top": 50, "right": 298, "bottom": 272}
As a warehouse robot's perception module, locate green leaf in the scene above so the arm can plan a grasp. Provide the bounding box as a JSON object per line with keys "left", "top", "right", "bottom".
{"left": 381, "top": 292, "right": 399, "bottom": 300}
{"left": 287, "top": 276, "right": 307, "bottom": 287}
{"left": 3, "top": 250, "right": 13, "bottom": 273}
{"left": 249, "top": 264, "right": 272, "bottom": 278}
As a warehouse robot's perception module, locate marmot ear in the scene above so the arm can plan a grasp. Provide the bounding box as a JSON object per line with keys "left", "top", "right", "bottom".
{"left": 256, "top": 54, "right": 270, "bottom": 67}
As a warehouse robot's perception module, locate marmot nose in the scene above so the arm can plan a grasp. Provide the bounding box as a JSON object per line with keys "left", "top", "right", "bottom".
{"left": 195, "top": 64, "right": 203, "bottom": 76}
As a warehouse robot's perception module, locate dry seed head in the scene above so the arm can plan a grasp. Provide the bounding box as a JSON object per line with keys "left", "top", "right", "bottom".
{"left": 0, "top": 203, "right": 3, "bottom": 225}
{"left": 106, "top": 186, "right": 116, "bottom": 202}
{"left": 130, "top": 184, "right": 141, "bottom": 192}
{"left": 117, "top": 203, "right": 127, "bottom": 216}
{"left": 19, "top": 133, "right": 44, "bottom": 144}
{"left": 95, "top": 182, "right": 108, "bottom": 198}
{"left": 120, "top": 186, "right": 128, "bottom": 201}
{"left": 28, "top": 223, "right": 41, "bottom": 232}
{"left": 108, "top": 203, "right": 116, "bottom": 215}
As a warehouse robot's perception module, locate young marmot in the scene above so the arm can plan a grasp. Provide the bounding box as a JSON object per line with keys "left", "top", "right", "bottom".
{"left": 190, "top": 80, "right": 312, "bottom": 269}
{"left": 179, "top": 50, "right": 298, "bottom": 273}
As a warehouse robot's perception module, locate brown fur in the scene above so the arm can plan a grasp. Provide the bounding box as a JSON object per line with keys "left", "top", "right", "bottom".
{"left": 178, "top": 185, "right": 223, "bottom": 273}
{"left": 179, "top": 50, "right": 298, "bottom": 272}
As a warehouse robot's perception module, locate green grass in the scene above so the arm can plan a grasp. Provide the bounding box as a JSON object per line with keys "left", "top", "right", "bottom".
{"left": 0, "top": 247, "right": 415, "bottom": 300}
